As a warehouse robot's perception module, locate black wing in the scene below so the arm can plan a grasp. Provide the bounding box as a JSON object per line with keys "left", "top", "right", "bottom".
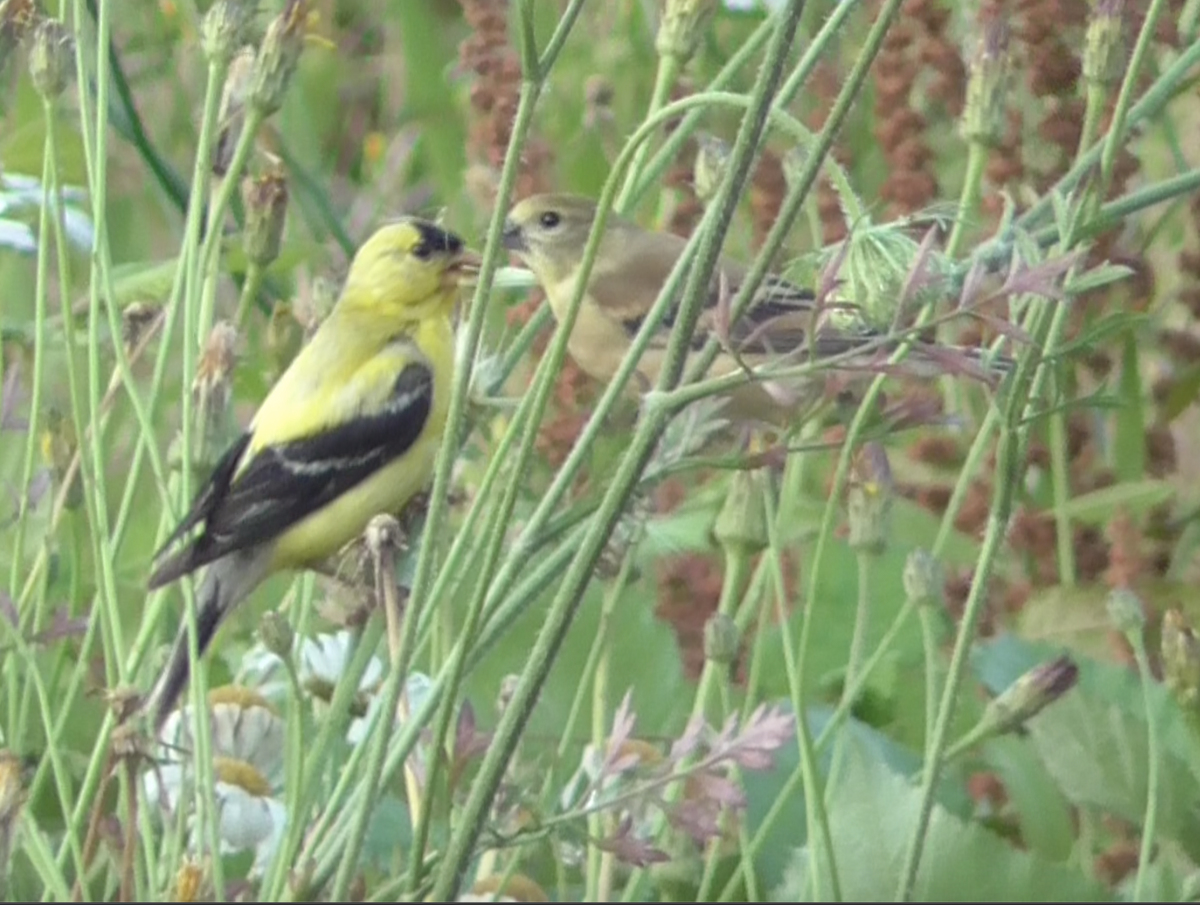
{"left": 148, "top": 362, "right": 433, "bottom": 588}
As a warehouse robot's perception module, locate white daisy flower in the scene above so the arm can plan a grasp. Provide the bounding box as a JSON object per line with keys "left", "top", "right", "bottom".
{"left": 145, "top": 686, "right": 286, "bottom": 876}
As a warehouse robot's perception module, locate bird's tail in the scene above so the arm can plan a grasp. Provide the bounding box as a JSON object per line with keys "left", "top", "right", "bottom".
{"left": 146, "top": 549, "right": 270, "bottom": 736}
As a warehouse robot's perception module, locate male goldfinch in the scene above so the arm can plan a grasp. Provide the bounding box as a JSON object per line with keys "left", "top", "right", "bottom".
{"left": 146, "top": 218, "right": 478, "bottom": 732}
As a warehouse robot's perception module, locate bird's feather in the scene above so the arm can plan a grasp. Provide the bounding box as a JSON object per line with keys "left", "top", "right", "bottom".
{"left": 148, "top": 361, "right": 433, "bottom": 588}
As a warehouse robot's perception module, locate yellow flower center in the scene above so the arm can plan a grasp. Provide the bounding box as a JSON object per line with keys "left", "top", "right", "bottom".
{"left": 213, "top": 756, "right": 272, "bottom": 798}
{"left": 208, "top": 684, "right": 278, "bottom": 715}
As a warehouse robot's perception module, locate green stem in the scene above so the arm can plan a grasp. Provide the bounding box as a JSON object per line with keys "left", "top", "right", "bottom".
{"left": 826, "top": 549, "right": 874, "bottom": 794}
{"left": 616, "top": 52, "right": 681, "bottom": 212}
{"left": 428, "top": 3, "right": 807, "bottom": 895}
{"left": 1129, "top": 626, "right": 1161, "bottom": 902}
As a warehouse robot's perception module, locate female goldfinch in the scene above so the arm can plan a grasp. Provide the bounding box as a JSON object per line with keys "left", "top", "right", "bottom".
{"left": 502, "top": 193, "right": 1010, "bottom": 426}
{"left": 146, "top": 218, "right": 478, "bottom": 732}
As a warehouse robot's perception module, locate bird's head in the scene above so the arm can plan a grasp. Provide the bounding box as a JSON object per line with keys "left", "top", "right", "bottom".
{"left": 502, "top": 193, "right": 616, "bottom": 285}
{"left": 342, "top": 218, "right": 481, "bottom": 320}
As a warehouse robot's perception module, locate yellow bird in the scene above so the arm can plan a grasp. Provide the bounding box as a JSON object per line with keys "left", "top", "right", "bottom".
{"left": 146, "top": 218, "right": 478, "bottom": 732}
{"left": 501, "top": 193, "right": 1010, "bottom": 427}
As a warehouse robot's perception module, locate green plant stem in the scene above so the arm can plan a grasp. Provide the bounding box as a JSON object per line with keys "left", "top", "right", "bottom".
{"left": 895, "top": 424, "right": 1026, "bottom": 900}
{"left": 617, "top": 52, "right": 681, "bottom": 211}
{"left": 428, "top": 3, "right": 807, "bottom": 894}
{"left": 234, "top": 262, "right": 266, "bottom": 328}
{"left": 692, "top": 544, "right": 752, "bottom": 722}
{"left": 945, "top": 141, "right": 988, "bottom": 259}
{"left": 1098, "top": 0, "right": 1168, "bottom": 197}
{"left": 918, "top": 606, "right": 940, "bottom": 748}
{"left": 1129, "top": 626, "right": 1161, "bottom": 902}
{"left": 341, "top": 1, "right": 589, "bottom": 891}
{"left": 826, "top": 549, "right": 874, "bottom": 795}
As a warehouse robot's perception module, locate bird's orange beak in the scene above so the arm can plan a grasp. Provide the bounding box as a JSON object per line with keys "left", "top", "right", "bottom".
{"left": 448, "top": 248, "right": 484, "bottom": 289}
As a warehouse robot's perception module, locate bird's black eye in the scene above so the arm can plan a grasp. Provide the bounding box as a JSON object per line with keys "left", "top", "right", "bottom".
{"left": 539, "top": 211, "right": 561, "bottom": 229}
{"left": 412, "top": 240, "right": 433, "bottom": 260}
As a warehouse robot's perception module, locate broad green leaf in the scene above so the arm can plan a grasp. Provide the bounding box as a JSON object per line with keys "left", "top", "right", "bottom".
{"left": 1058, "top": 479, "right": 1174, "bottom": 526}
{"left": 983, "top": 735, "right": 1076, "bottom": 863}
{"left": 771, "top": 736, "right": 1112, "bottom": 902}
{"left": 974, "top": 634, "right": 1200, "bottom": 862}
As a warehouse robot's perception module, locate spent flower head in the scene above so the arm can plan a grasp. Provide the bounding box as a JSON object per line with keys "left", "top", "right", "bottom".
{"left": 713, "top": 469, "right": 769, "bottom": 557}
{"left": 846, "top": 442, "right": 893, "bottom": 555}
{"left": 27, "top": 17, "right": 72, "bottom": 100}
{"left": 1084, "top": 0, "right": 1125, "bottom": 88}
{"left": 960, "top": 20, "right": 1011, "bottom": 148}
{"left": 201, "top": 0, "right": 255, "bottom": 65}
{"left": 655, "top": 0, "right": 717, "bottom": 65}
{"left": 703, "top": 612, "right": 740, "bottom": 667}
{"left": 977, "top": 655, "right": 1079, "bottom": 738}
{"left": 693, "top": 132, "right": 731, "bottom": 205}
{"left": 1161, "top": 609, "right": 1200, "bottom": 711}
{"left": 242, "top": 163, "right": 288, "bottom": 269}
{"left": 249, "top": 0, "right": 307, "bottom": 117}
{"left": 903, "top": 548, "right": 944, "bottom": 608}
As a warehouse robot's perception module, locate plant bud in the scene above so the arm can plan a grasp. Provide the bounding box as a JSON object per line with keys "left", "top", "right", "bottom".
{"left": 249, "top": 0, "right": 307, "bottom": 117}
{"left": 713, "top": 469, "right": 769, "bottom": 557}
{"left": 258, "top": 611, "right": 294, "bottom": 661}
{"left": 0, "top": 0, "right": 36, "bottom": 76}
{"left": 200, "top": 0, "right": 254, "bottom": 66}
{"left": 903, "top": 548, "right": 944, "bottom": 608}
{"left": 1161, "top": 609, "right": 1200, "bottom": 711}
{"left": 1106, "top": 587, "right": 1145, "bottom": 636}
{"left": 655, "top": 0, "right": 717, "bottom": 66}
{"left": 28, "top": 17, "right": 72, "bottom": 100}
{"left": 978, "top": 655, "right": 1079, "bottom": 737}
{"left": 192, "top": 320, "right": 239, "bottom": 442}
{"left": 703, "top": 612, "right": 740, "bottom": 667}
{"left": 1083, "top": 0, "right": 1125, "bottom": 88}
{"left": 846, "top": 442, "right": 893, "bottom": 555}
{"left": 213, "top": 47, "right": 255, "bottom": 176}
{"left": 121, "top": 301, "right": 162, "bottom": 356}
{"left": 242, "top": 165, "right": 288, "bottom": 269}
{"left": 693, "top": 132, "right": 731, "bottom": 204}
{"left": 960, "top": 21, "right": 1011, "bottom": 148}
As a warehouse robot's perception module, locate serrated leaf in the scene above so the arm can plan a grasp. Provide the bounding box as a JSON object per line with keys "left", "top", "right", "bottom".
{"left": 1052, "top": 311, "right": 1150, "bottom": 358}
{"left": 974, "top": 634, "right": 1200, "bottom": 862}
{"left": 982, "top": 735, "right": 1076, "bottom": 863}
{"left": 1058, "top": 479, "right": 1173, "bottom": 525}
{"left": 771, "top": 735, "right": 1110, "bottom": 901}
{"left": 1063, "top": 263, "right": 1134, "bottom": 296}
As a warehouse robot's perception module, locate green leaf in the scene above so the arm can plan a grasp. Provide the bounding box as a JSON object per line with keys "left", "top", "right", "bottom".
{"left": 1114, "top": 331, "right": 1145, "bottom": 482}
{"left": 1063, "top": 263, "right": 1134, "bottom": 296}
{"left": 974, "top": 634, "right": 1200, "bottom": 862}
{"left": 982, "top": 735, "right": 1076, "bottom": 863}
{"left": 1057, "top": 479, "right": 1173, "bottom": 525}
{"left": 771, "top": 736, "right": 1112, "bottom": 901}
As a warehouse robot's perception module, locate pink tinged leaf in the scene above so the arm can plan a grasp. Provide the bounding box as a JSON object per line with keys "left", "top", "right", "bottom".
{"left": 895, "top": 226, "right": 942, "bottom": 323}
{"left": 602, "top": 690, "right": 637, "bottom": 771}
{"left": 28, "top": 608, "right": 89, "bottom": 645}
{"left": 957, "top": 257, "right": 989, "bottom": 312}
{"left": 668, "top": 799, "right": 722, "bottom": 846}
{"left": 965, "top": 311, "right": 1033, "bottom": 346}
{"left": 996, "top": 250, "right": 1085, "bottom": 301}
{"left": 689, "top": 770, "right": 747, "bottom": 809}
{"left": 668, "top": 715, "right": 706, "bottom": 764}
{"left": 594, "top": 818, "right": 671, "bottom": 868}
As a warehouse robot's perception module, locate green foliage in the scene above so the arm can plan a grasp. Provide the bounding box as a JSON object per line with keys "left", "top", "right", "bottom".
{"left": 0, "top": 0, "right": 1198, "bottom": 900}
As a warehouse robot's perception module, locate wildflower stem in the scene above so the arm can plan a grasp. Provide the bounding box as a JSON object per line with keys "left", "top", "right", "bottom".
{"left": 826, "top": 549, "right": 874, "bottom": 795}
{"left": 430, "top": 2, "right": 807, "bottom": 894}
{"left": 1129, "top": 623, "right": 1161, "bottom": 902}
{"left": 945, "top": 141, "right": 987, "bottom": 260}
{"left": 234, "top": 262, "right": 266, "bottom": 328}
{"left": 616, "top": 53, "right": 680, "bottom": 212}
{"left": 1097, "top": 0, "right": 1167, "bottom": 199}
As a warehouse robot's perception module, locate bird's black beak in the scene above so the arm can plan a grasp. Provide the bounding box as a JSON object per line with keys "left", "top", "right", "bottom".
{"left": 501, "top": 219, "right": 527, "bottom": 253}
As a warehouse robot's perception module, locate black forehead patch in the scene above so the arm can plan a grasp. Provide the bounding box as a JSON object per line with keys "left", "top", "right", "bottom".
{"left": 414, "top": 220, "right": 463, "bottom": 255}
